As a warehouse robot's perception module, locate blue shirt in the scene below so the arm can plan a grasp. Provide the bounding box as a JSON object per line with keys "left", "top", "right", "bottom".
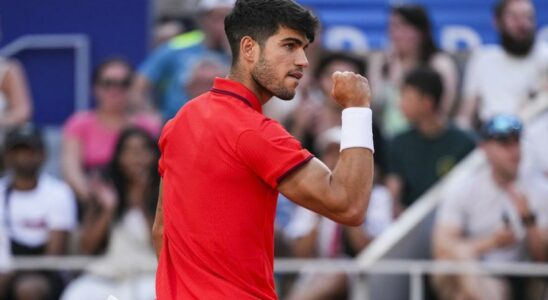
{"left": 138, "top": 31, "right": 230, "bottom": 120}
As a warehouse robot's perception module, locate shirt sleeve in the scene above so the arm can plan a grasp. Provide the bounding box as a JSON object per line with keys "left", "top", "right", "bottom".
{"left": 47, "top": 182, "right": 77, "bottom": 231}
{"left": 236, "top": 122, "right": 313, "bottom": 189}
{"left": 62, "top": 112, "right": 89, "bottom": 140}
{"left": 138, "top": 44, "right": 176, "bottom": 84}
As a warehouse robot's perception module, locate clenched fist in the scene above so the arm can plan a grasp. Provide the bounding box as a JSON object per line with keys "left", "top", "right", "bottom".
{"left": 331, "top": 71, "right": 371, "bottom": 108}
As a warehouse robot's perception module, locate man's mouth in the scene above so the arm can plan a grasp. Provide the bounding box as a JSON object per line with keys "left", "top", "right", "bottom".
{"left": 288, "top": 71, "right": 303, "bottom": 80}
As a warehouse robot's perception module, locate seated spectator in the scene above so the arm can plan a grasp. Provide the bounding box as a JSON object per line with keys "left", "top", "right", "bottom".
{"left": 61, "top": 58, "right": 160, "bottom": 206}
{"left": 432, "top": 115, "right": 548, "bottom": 300}
{"left": 368, "top": 4, "right": 459, "bottom": 138}
{"left": 131, "top": 0, "right": 234, "bottom": 120}
{"left": 0, "top": 125, "right": 77, "bottom": 300}
{"left": 0, "top": 56, "right": 33, "bottom": 173}
{"left": 457, "top": 0, "right": 548, "bottom": 130}
{"left": 61, "top": 128, "right": 159, "bottom": 300}
{"left": 385, "top": 67, "right": 475, "bottom": 215}
{"left": 284, "top": 127, "right": 393, "bottom": 300}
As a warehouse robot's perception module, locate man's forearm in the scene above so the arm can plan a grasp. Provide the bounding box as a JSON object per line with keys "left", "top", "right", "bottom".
{"left": 525, "top": 225, "right": 546, "bottom": 262}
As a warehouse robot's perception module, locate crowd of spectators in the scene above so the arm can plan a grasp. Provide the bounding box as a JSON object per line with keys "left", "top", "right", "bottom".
{"left": 0, "top": 0, "right": 547, "bottom": 299}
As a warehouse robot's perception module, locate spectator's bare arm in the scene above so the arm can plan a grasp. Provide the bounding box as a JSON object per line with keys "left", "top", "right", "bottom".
{"left": 385, "top": 174, "right": 404, "bottom": 217}
{"left": 0, "top": 60, "right": 32, "bottom": 126}
{"left": 79, "top": 181, "right": 117, "bottom": 254}
{"left": 433, "top": 224, "right": 514, "bottom": 259}
{"left": 344, "top": 225, "right": 374, "bottom": 253}
{"left": 129, "top": 74, "right": 154, "bottom": 112}
{"left": 46, "top": 231, "right": 70, "bottom": 255}
{"left": 152, "top": 180, "right": 164, "bottom": 259}
{"left": 61, "top": 136, "right": 90, "bottom": 202}
{"left": 431, "top": 53, "right": 459, "bottom": 119}
{"left": 456, "top": 95, "right": 479, "bottom": 130}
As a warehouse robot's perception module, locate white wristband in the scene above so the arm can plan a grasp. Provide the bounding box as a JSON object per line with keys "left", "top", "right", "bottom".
{"left": 340, "top": 107, "right": 374, "bottom": 152}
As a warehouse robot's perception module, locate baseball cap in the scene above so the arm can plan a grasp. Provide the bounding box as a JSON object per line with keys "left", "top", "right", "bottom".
{"left": 198, "top": 0, "right": 235, "bottom": 12}
{"left": 5, "top": 124, "right": 44, "bottom": 150}
{"left": 480, "top": 114, "right": 522, "bottom": 142}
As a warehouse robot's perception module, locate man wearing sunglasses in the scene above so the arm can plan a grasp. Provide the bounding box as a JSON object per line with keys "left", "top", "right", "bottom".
{"left": 432, "top": 114, "right": 548, "bottom": 300}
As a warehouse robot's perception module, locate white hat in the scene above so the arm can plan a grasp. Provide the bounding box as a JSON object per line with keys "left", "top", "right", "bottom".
{"left": 315, "top": 127, "right": 342, "bottom": 154}
{"left": 198, "top": 0, "right": 235, "bottom": 11}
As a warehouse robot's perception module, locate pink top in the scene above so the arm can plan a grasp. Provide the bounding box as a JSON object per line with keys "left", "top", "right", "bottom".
{"left": 63, "top": 111, "right": 161, "bottom": 170}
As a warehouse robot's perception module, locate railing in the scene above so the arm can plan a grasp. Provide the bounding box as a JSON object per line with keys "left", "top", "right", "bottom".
{"left": 0, "top": 34, "right": 91, "bottom": 111}
{"left": 5, "top": 256, "right": 548, "bottom": 300}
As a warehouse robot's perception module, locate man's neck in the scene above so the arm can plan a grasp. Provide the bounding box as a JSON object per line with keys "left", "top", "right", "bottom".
{"left": 227, "top": 68, "right": 273, "bottom": 105}
{"left": 491, "top": 169, "right": 514, "bottom": 189}
{"left": 11, "top": 175, "right": 38, "bottom": 191}
{"left": 415, "top": 114, "right": 445, "bottom": 137}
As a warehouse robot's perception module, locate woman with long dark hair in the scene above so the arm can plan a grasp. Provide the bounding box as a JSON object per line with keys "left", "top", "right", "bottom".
{"left": 61, "top": 128, "right": 159, "bottom": 300}
{"left": 369, "top": 4, "right": 458, "bottom": 137}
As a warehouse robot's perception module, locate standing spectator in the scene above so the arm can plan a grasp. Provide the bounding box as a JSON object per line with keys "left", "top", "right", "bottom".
{"left": 457, "top": 0, "right": 548, "bottom": 130}
{"left": 0, "top": 125, "right": 77, "bottom": 300}
{"left": 368, "top": 4, "right": 459, "bottom": 138}
{"left": 385, "top": 68, "right": 474, "bottom": 215}
{"left": 432, "top": 115, "right": 548, "bottom": 300}
{"left": 131, "top": 0, "right": 234, "bottom": 120}
{"left": 61, "top": 128, "right": 159, "bottom": 300}
{"left": 61, "top": 58, "right": 160, "bottom": 206}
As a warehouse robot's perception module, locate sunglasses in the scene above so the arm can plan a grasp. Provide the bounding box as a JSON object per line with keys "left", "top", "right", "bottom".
{"left": 481, "top": 115, "right": 523, "bottom": 142}
{"left": 97, "top": 78, "right": 132, "bottom": 89}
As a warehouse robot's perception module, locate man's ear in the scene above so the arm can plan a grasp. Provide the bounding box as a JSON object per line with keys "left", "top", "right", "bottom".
{"left": 240, "top": 36, "right": 258, "bottom": 64}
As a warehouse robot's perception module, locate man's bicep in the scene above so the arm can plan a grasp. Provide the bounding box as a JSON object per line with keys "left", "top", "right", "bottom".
{"left": 278, "top": 158, "right": 339, "bottom": 219}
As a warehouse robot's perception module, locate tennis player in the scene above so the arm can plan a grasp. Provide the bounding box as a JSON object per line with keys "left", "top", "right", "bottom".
{"left": 153, "top": 0, "right": 374, "bottom": 299}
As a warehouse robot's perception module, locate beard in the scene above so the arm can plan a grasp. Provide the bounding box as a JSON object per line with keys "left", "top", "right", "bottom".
{"left": 500, "top": 30, "right": 535, "bottom": 57}
{"left": 251, "top": 53, "right": 296, "bottom": 100}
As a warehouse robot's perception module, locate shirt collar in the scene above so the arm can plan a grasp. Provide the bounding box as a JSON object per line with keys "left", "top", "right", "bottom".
{"left": 211, "top": 77, "right": 263, "bottom": 114}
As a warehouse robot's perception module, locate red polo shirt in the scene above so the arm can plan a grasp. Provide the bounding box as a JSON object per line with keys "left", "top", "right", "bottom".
{"left": 156, "top": 78, "right": 313, "bottom": 299}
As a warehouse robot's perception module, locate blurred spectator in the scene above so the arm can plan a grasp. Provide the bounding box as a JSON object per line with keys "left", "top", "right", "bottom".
{"left": 153, "top": 19, "right": 184, "bottom": 47}
{"left": 432, "top": 115, "right": 548, "bottom": 300}
{"left": 0, "top": 125, "right": 77, "bottom": 300}
{"left": 385, "top": 68, "right": 474, "bottom": 215}
{"left": 61, "top": 128, "right": 159, "bottom": 300}
{"left": 61, "top": 58, "right": 160, "bottom": 206}
{"left": 185, "top": 55, "right": 229, "bottom": 99}
{"left": 0, "top": 56, "right": 33, "bottom": 173}
{"left": 131, "top": 0, "right": 233, "bottom": 120}
{"left": 284, "top": 127, "right": 393, "bottom": 300}
{"left": 0, "top": 57, "right": 32, "bottom": 134}
{"left": 369, "top": 4, "right": 459, "bottom": 138}
{"left": 458, "top": 0, "right": 548, "bottom": 130}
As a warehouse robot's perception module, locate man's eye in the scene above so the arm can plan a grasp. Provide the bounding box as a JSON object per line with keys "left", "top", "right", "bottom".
{"left": 285, "top": 44, "right": 295, "bottom": 50}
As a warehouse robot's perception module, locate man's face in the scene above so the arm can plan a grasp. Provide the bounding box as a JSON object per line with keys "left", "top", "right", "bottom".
{"left": 483, "top": 137, "right": 521, "bottom": 181}
{"left": 400, "top": 85, "right": 432, "bottom": 123}
{"left": 498, "top": 0, "right": 536, "bottom": 56}
{"left": 251, "top": 27, "right": 310, "bottom": 100}
{"left": 5, "top": 146, "right": 44, "bottom": 178}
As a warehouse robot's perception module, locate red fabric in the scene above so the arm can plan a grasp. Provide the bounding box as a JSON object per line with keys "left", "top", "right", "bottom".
{"left": 156, "top": 78, "right": 313, "bottom": 300}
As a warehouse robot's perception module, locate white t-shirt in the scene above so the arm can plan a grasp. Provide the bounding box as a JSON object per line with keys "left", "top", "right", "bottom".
{"left": 436, "top": 164, "right": 548, "bottom": 262}
{"left": 0, "top": 174, "right": 77, "bottom": 248}
{"left": 463, "top": 42, "right": 548, "bottom": 121}
{"left": 284, "top": 185, "right": 393, "bottom": 257}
